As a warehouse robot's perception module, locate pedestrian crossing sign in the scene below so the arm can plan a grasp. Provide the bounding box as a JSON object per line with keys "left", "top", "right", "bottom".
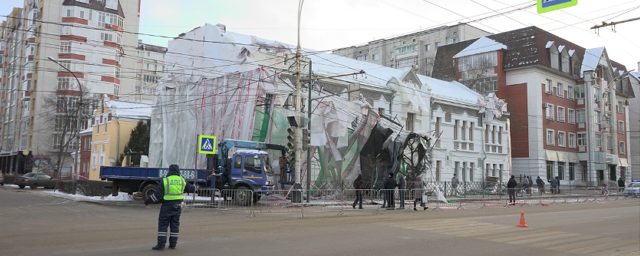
{"left": 537, "top": 0, "right": 577, "bottom": 14}
{"left": 198, "top": 135, "right": 216, "bottom": 154}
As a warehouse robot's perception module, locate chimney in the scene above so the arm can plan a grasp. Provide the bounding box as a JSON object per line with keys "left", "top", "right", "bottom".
{"left": 216, "top": 23, "right": 226, "bottom": 33}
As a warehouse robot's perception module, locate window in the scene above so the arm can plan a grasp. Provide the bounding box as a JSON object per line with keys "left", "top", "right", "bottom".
{"left": 594, "top": 87, "right": 601, "bottom": 102}
{"left": 567, "top": 85, "right": 574, "bottom": 99}
{"left": 577, "top": 109, "right": 585, "bottom": 123}
{"left": 607, "top": 135, "right": 613, "bottom": 152}
{"left": 469, "top": 122, "right": 474, "bottom": 141}
{"left": 59, "top": 42, "right": 71, "bottom": 53}
{"left": 92, "top": 155, "right": 96, "bottom": 169}
{"left": 596, "top": 134, "right": 602, "bottom": 147}
{"left": 546, "top": 129, "right": 555, "bottom": 145}
{"left": 454, "top": 120, "right": 459, "bottom": 140}
{"left": 103, "top": 115, "right": 108, "bottom": 133}
{"left": 447, "top": 38, "right": 456, "bottom": 44}
{"left": 558, "top": 131, "right": 566, "bottom": 147}
{"left": 425, "top": 44, "right": 431, "bottom": 51}
{"left": 498, "top": 126, "right": 502, "bottom": 145}
{"left": 98, "top": 12, "right": 105, "bottom": 27}
{"left": 550, "top": 47, "right": 559, "bottom": 69}
{"left": 594, "top": 110, "right": 601, "bottom": 124}
{"left": 58, "top": 60, "right": 71, "bottom": 71}
{"left": 372, "top": 54, "right": 379, "bottom": 60}
{"left": 618, "top": 121, "right": 624, "bottom": 134}
{"left": 565, "top": 109, "right": 574, "bottom": 124}
{"left": 576, "top": 84, "right": 585, "bottom": 99}
{"left": 461, "top": 121, "right": 467, "bottom": 141}
{"left": 569, "top": 163, "right": 575, "bottom": 180}
{"left": 233, "top": 156, "right": 242, "bottom": 168}
{"left": 617, "top": 101, "right": 623, "bottom": 113}
{"left": 435, "top": 42, "right": 440, "bottom": 48}
{"left": 569, "top": 133, "right": 576, "bottom": 148}
{"left": 395, "top": 45, "right": 416, "bottom": 54}
{"left": 244, "top": 155, "right": 262, "bottom": 174}
{"left": 557, "top": 106, "right": 565, "bottom": 122}
{"left": 66, "top": 9, "right": 73, "bottom": 17}
{"left": 58, "top": 77, "right": 71, "bottom": 90}
{"left": 79, "top": 11, "right": 84, "bottom": 19}
{"left": 61, "top": 25, "right": 72, "bottom": 35}
{"left": 557, "top": 82, "right": 564, "bottom": 97}
{"left": 577, "top": 133, "right": 586, "bottom": 147}
{"left": 100, "top": 33, "right": 113, "bottom": 42}
{"left": 396, "top": 57, "right": 417, "bottom": 68}
{"left": 406, "top": 113, "right": 415, "bottom": 132}
{"left": 546, "top": 161, "right": 554, "bottom": 180}
{"left": 545, "top": 79, "right": 552, "bottom": 93}
{"left": 545, "top": 104, "right": 554, "bottom": 120}
{"left": 355, "top": 55, "right": 367, "bottom": 61}
{"left": 619, "top": 142, "right": 625, "bottom": 154}
{"left": 106, "top": 0, "right": 118, "bottom": 10}
{"left": 89, "top": 10, "right": 92, "bottom": 20}
{"left": 557, "top": 162, "right": 565, "bottom": 180}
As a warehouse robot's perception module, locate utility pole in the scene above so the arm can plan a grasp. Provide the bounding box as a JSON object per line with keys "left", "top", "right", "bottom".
{"left": 292, "top": 0, "right": 305, "bottom": 200}
{"left": 48, "top": 56, "right": 83, "bottom": 195}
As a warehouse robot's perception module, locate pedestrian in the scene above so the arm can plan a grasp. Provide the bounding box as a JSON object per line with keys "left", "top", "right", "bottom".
{"left": 523, "top": 175, "right": 531, "bottom": 195}
{"left": 507, "top": 175, "right": 517, "bottom": 205}
{"left": 536, "top": 176, "right": 544, "bottom": 195}
{"left": 618, "top": 177, "right": 625, "bottom": 192}
{"left": 549, "top": 177, "right": 558, "bottom": 194}
{"left": 352, "top": 174, "right": 364, "bottom": 209}
{"left": 397, "top": 173, "right": 406, "bottom": 209}
{"left": 556, "top": 176, "right": 561, "bottom": 194}
{"left": 451, "top": 173, "right": 459, "bottom": 196}
{"left": 413, "top": 174, "right": 428, "bottom": 211}
{"left": 383, "top": 172, "right": 396, "bottom": 209}
{"left": 145, "top": 164, "right": 196, "bottom": 250}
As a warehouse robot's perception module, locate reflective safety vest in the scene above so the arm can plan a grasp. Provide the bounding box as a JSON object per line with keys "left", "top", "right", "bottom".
{"left": 163, "top": 175, "right": 186, "bottom": 201}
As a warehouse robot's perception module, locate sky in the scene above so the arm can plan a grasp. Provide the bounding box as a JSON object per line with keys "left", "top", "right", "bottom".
{"left": 1, "top": 0, "right": 639, "bottom": 71}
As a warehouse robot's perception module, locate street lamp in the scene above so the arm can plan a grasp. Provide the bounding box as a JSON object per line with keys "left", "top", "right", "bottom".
{"left": 47, "top": 56, "right": 84, "bottom": 194}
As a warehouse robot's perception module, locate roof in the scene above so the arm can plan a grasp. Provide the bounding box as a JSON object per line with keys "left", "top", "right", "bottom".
{"left": 62, "top": 0, "right": 125, "bottom": 17}
{"left": 453, "top": 37, "right": 507, "bottom": 59}
{"left": 580, "top": 47, "right": 605, "bottom": 74}
{"left": 104, "top": 100, "right": 152, "bottom": 119}
{"left": 432, "top": 26, "right": 634, "bottom": 98}
{"left": 417, "top": 75, "right": 480, "bottom": 105}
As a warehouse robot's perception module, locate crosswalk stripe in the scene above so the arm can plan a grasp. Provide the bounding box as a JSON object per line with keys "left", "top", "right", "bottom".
{"left": 566, "top": 237, "right": 634, "bottom": 254}
{"left": 506, "top": 231, "right": 577, "bottom": 245}
{"left": 588, "top": 242, "right": 640, "bottom": 256}
{"left": 454, "top": 225, "right": 514, "bottom": 237}
{"left": 490, "top": 230, "right": 564, "bottom": 243}
{"left": 536, "top": 234, "right": 597, "bottom": 247}
{"left": 546, "top": 237, "right": 612, "bottom": 251}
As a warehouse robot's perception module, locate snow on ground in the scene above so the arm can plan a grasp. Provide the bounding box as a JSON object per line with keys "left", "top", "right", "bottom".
{"left": 45, "top": 190, "right": 135, "bottom": 201}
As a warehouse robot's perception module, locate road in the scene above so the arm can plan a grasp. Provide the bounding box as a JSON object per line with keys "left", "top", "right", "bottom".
{"left": 1, "top": 186, "right": 638, "bottom": 256}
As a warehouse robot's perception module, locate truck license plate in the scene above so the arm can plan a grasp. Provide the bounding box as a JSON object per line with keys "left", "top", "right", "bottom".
{"left": 159, "top": 170, "right": 197, "bottom": 179}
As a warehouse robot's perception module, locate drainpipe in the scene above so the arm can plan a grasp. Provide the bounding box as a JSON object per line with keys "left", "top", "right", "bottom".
{"left": 116, "top": 116, "right": 120, "bottom": 166}
{"left": 585, "top": 72, "right": 593, "bottom": 186}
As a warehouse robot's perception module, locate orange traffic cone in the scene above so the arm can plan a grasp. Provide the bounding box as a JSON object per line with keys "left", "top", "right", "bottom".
{"left": 517, "top": 210, "right": 529, "bottom": 227}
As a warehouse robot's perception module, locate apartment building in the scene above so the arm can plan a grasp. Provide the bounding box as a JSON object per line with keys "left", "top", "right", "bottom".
{"left": 0, "top": 0, "right": 140, "bottom": 174}
{"left": 332, "top": 24, "right": 490, "bottom": 77}
{"left": 433, "top": 26, "right": 635, "bottom": 186}
{"left": 134, "top": 40, "right": 167, "bottom": 103}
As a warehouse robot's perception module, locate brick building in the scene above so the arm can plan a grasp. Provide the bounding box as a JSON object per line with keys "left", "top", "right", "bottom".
{"left": 0, "top": 0, "right": 141, "bottom": 174}
{"left": 433, "top": 26, "right": 635, "bottom": 186}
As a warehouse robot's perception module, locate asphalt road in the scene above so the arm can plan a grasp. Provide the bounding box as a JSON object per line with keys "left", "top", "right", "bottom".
{"left": 1, "top": 186, "right": 638, "bottom": 256}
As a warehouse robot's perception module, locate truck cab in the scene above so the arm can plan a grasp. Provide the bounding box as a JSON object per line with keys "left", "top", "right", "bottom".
{"left": 224, "top": 149, "right": 275, "bottom": 193}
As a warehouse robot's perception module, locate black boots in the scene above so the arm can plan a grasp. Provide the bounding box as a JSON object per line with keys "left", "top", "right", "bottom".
{"left": 152, "top": 245, "right": 165, "bottom": 250}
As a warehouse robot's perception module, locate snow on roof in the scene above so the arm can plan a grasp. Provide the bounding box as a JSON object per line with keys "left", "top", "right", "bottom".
{"left": 568, "top": 49, "right": 575, "bottom": 56}
{"left": 105, "top": 100, "right": 153, "bottom": 119}
{"left": 580, "top": 47, "right": 605, "bottom": 75}
{"left": 417, "top": 75, "right": 479, "bottom": 104}
{"left": 558, "top": 45, "right": 565, "bottom": 52}
{"left": 79, "top": 127, "right": 93, "bottom": 134}
{"left": 545, "top": 41, "right": 555, "bottom": 48}
{"left": 453, "top": 37, "right": 507, "bottom": 59}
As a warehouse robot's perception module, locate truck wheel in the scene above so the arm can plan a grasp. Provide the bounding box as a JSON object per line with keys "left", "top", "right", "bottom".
{"left": 234, "top": 187, "right": 252, "bottom": 206}
{"left": 142, "top": 184, "right": 158, "bottom": 202}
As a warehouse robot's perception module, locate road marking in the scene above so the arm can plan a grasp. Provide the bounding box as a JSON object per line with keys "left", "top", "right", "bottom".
{"left": 489, "top": 230, "right": 564, "bottom": 243}
{"left": 568, "top": 238, "right": 638, "bottom": 254}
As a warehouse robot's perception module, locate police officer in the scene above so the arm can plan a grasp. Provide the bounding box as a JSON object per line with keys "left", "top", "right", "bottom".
{"left": 145, "top": 164, "right": 196, "bottom": 250}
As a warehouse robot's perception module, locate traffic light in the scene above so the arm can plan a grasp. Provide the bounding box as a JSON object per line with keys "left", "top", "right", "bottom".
{"left": 286, "top": 127, "right": 295, "bottom": 150}
{"left": 302, "top": 129, "right": 310, "bottom": 151}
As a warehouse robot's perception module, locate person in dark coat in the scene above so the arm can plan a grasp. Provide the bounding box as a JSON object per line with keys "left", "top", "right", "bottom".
{"left": 413, "top": 174, "right": 427, "bottom": 211}
{"left": 536, "top": 176, "right": 545, "bottom": 195}
{"left": 507, "top": 175, "right": 518, "bottom": 205}
{"left": 145, "top": 164, "right": 196, "bottom": 250}
{"left": 397, "top": 173, "right": 406, "bottom": 209}
{"left": 383, "top": 173, "right": 396, "bottom": 209}
{"left": 617, "top": 177, "right": 625, "bottom": 192}
{"left": 352, "top": 174, "right": 364, "bottom": 209}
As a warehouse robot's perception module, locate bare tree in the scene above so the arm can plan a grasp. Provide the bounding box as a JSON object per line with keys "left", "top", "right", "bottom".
{"left": 40, "top": 86, "right": 94, "bottom": 176}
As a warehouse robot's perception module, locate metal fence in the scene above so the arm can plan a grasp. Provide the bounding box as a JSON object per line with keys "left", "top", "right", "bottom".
{"left": 182, "top": 182, "right": 635, "bottom": 217}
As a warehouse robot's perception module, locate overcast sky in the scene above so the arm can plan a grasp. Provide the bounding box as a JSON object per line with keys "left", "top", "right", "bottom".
{"left": 2, "top": 0, "right": 639, "bottom": 70}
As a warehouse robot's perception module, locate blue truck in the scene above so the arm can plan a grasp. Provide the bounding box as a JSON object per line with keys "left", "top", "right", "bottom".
{"left": 100, "top": 139, "right": 287, "bottom": 205}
